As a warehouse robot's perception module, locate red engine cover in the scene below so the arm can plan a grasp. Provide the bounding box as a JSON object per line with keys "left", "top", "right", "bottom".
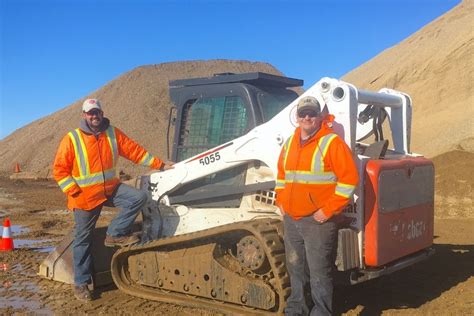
{"left": 364, "top": 157, "right": 434, "bottom": 267}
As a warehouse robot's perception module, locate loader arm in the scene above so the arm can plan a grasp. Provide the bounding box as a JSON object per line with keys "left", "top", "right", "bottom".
{"left": 149, "top": 104, "right": 296, "bottom": 203}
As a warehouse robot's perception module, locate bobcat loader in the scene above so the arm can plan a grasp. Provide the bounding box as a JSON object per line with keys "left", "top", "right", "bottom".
{"left": 39, "top": 73, "right": 434, "bottom": 315}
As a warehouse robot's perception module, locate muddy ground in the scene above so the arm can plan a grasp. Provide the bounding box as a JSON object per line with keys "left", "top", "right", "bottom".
{"left": 0, "top": 176, "right": 473, "bottom": 315}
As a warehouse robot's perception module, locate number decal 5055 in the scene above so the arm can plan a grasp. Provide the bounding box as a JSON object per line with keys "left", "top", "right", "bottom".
{"left": 199, "top": 152, "right": 221, "bottom": 165}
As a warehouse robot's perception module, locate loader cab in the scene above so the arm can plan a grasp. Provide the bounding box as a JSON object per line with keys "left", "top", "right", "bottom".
{"left": 167, "top": 72, "right": 303, "bottom": 207}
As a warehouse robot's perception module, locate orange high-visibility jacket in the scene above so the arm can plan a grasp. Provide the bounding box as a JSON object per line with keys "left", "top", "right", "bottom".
{"left": 275, "top": 122, "right": 359, "bottom": 220}
{"left": 53, "top": 124, "right": 163, "bottom": 211}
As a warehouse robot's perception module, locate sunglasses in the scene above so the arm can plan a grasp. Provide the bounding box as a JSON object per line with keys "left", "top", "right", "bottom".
{"left": 85, "top": 109, "right": 102, "bottom": 116}
{"left": 297, "top": 109, "right": 320, "bottom": 118}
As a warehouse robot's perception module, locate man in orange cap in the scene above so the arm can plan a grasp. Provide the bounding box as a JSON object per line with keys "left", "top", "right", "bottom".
{"left": 275, "top": 96, "right": 359, "bottom": 315}
{"left": 53, "top": 98, "right": 173, "bottom": 302}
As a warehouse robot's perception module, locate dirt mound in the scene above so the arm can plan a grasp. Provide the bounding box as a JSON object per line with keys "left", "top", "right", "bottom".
{"left": 343, "top": 0, "right": 474, "bottom": 157}
{"left": 432, "top": 150, "right": 474, "bottom": 218}
{"left": 0, "top": 60, "right": 283, "bottom": 177}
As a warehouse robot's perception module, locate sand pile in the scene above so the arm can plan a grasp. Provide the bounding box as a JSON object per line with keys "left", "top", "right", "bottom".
{"left": 344, "top": 1, "right": 474, "bottom": 217}
{"left": 0, "top": 60, "right": 283, "bottom": 177}
{"left": 432, "top": 150, "right": 474, "bottom": 218}
{"left": 343, "top": 0, "right": 474, "bottom": 157}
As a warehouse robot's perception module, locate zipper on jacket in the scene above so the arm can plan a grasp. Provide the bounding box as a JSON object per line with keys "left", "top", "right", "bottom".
{"left": 95, "top": 134, "right": 107, "bottom": 195}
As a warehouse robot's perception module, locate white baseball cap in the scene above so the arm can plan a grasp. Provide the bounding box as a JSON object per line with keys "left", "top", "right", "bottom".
{"left": 82, "top": 99, "right": 102, "bottom": 112}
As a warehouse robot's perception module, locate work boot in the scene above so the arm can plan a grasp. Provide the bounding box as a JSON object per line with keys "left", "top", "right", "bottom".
{"left": 104, "top": 234, "right": 139, "bottom": 247}
{"left": 74, "top": 284, "right": 93, "bottom": 302}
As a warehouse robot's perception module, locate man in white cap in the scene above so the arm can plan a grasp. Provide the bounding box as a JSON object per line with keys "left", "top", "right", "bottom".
{"left": 53, "top": 98, "right": 174, "bottom": 302}
{"left": 275, "top": 96, "right": 359, "bottom": 315}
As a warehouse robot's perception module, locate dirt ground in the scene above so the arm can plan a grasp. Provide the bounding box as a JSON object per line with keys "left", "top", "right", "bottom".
{"left": 0, "top": 176, "right": 473, "bottom": 315}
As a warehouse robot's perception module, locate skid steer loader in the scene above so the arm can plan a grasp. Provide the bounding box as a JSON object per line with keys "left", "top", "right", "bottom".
{"left": 39, "top": 72, "right": 435, "bottom": 314}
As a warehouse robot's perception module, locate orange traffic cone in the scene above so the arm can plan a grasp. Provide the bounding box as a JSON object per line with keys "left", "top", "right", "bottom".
{"left": 0, "top": 218, "right": 14, "bottom": 251}
{"left": 14, "top": 163, "right": 21, "bottom": 173}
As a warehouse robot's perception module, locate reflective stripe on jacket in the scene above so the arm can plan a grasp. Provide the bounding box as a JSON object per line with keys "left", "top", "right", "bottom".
{"left": 275, "top": 124, "right": 359, "bottom": 219}
{"left": 53, "top": 125, "right": 163, "bottom": 211}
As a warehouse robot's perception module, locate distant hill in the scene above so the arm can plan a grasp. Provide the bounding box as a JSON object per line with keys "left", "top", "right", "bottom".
{"left": 343, "top": 0, "right": 473, "bottom": 157}
{"left": 0, "top": 60, "right": 284, "bottom": 177}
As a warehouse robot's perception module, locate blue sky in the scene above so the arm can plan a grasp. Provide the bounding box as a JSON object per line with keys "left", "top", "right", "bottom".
{"left": 0, "top": 0, "right": 460, "bottom": 139}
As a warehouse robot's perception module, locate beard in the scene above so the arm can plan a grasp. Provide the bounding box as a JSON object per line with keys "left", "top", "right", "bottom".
{"left": 87, "top": 117, "right": 103, "bottom": 131}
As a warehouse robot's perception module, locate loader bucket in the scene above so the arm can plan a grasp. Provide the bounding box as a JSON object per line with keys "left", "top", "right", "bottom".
{"left": 38, "top": 226, "right": 118, "bottom": 288}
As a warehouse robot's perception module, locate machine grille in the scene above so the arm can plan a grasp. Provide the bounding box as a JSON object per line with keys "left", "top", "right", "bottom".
{"left": 255, "top": 190, "right": 276, "bottom": 205}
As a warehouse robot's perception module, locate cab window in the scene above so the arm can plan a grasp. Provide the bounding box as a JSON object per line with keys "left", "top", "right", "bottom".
{"left": 258, "top": 88, "right": 299, "bottom": 122}
{"left": 177, "top": 96, "right": 248, "bottom": 161}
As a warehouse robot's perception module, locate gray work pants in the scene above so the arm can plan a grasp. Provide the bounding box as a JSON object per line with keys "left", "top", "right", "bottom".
{"left": 283, "top": 214, "right": 338, "bottom": 316}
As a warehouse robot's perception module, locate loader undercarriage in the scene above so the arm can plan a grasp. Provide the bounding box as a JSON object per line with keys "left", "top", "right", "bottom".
{"left": 111, "top": 219, "right": 290, "bottom": 315}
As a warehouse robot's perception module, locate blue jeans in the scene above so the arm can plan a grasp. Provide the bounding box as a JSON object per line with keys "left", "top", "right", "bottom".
{"left": 283, "top": 214, "right": 338, "bottom": 316}
{"left": 73, "top": 183, "right": 147, "bottom": 285}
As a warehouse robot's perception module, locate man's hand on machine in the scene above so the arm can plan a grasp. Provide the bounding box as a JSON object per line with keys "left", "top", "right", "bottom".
{"left": 160, "top": 161, "right": 175, "bottom": 171}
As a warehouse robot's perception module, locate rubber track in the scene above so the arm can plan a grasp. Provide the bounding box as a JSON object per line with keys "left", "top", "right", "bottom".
{"left": 111, "top": 218, "right": 290, "bottom": 315}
